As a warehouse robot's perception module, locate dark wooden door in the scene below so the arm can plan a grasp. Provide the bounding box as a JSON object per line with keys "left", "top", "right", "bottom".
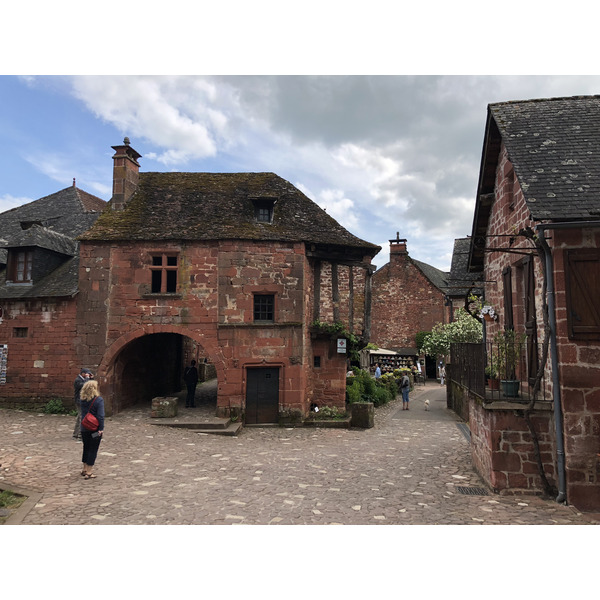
{"left": 245, "top": 368, "right": 279, "bottom": 424}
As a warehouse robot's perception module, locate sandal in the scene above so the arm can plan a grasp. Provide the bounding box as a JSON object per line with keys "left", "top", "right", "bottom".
{"left": 84, "top": 473, "right": 97, "bottom": 479}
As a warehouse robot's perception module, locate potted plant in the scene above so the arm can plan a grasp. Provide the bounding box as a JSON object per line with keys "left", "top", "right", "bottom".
{"left": 494, "top": 329, "right": 526, "bottom": 398}
{"left": 484, "top": 364, "right": 499, "bottom": 390}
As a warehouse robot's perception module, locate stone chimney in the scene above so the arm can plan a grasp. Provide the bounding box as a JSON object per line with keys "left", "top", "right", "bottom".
{"left": 111, "top": 137, "right": 141, "bottom": 211}
{"left": 389, "top": 232, "right": 408, "bottom": 263}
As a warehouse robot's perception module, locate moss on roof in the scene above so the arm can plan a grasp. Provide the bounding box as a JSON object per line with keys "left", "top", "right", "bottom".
{"left": 80, "top": 172, "right": 380, "bottom": 254}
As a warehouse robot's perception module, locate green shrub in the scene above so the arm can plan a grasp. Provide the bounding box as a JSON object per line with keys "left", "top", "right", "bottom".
{"left": 346, "top": 383, "right": 362, "bottom": 404}
{"left": 42, "top": 398, "right": 68, "bottom": 414}
{"left": 372, "top": 386, "right": 391, "bottom": 406}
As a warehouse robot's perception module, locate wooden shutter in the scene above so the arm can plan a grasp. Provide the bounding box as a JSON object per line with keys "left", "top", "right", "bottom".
{"left": 566, "top": 249, "right": 600, "bottom": 338}
{"left": 523, "top": 257, "right": 539, "bottom": 383}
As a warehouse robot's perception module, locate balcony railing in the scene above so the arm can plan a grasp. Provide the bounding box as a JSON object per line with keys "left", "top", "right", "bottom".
{"left": 450, "top": 341, "right": 547, "bottom": 403}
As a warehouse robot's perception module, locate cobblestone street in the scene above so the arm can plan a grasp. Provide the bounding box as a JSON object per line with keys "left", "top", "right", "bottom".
{"left": 1, "top": 381, "right": 596, "bottom": 526}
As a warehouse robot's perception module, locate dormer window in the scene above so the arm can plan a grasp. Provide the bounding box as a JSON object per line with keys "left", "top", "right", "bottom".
{"left": 251, "top": 197, "right": 276, "bottom": 224}
{"left": 7, "top": 249, "right": 33, "bottom": 283}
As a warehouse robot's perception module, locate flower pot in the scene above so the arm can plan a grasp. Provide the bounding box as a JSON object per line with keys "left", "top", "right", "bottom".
{"left": 501, "top": 379, "right": 520, "bottom": 398}
{"left": 487, "top": 378, "right": 500, "bottom": 390}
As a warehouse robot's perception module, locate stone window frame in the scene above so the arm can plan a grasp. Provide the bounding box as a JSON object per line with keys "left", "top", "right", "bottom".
{"left": 149, "top": 252, "right": 179, "bottom": 294}
{"left": 253, "top": 293, "right": 275, "bottom": 323}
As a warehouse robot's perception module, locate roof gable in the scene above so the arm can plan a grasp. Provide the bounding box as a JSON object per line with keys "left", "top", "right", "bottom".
{"left": 0, "top": 185, "right": 105, "bottom": 298}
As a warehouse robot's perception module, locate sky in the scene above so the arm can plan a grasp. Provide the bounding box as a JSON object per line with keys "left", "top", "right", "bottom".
{"left": 2, "top": 3, "right": 595, "bottom": 592}
{"left": 3, "top": 73, "right": 600, "bottom": 273}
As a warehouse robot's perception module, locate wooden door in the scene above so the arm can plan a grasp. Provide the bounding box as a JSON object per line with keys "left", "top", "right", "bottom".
{"left": 245, "top": 368, "right": 280, "bottom": 424}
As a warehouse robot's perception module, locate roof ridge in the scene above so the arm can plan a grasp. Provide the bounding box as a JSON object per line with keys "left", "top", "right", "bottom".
{"left": 489, "top": 94, "right": 600, "bottom": 109}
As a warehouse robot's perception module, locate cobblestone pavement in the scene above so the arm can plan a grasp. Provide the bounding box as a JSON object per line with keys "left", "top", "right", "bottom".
{"left": 0, "top": 380, "right": 597, "bottom": 525}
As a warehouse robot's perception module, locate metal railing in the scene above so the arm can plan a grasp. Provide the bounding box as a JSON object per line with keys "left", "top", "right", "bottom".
{"left": 450, "top": 341, "right": 547, "bottom": 403}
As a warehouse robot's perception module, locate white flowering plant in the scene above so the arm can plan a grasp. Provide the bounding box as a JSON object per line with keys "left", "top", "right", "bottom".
{"left": 419, "top": 308, "right": 483, "bottom": 358}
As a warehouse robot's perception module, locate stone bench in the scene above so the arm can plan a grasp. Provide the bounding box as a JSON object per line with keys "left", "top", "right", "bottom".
{"left": 150, "top": 396, "right": 178, "bottom": 418}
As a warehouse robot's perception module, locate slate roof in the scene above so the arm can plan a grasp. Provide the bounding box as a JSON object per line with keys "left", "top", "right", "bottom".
{"left": 0, "top": 186, "right": 106, "bottom": 298}
{"left": 412, "top": 259, "right": 449, "bottom": 293}
{"left": 80, "top": 172, "right": 380, "bottom": 255}
{"left": 470, "top": 95, "right": 600, "bottom": 269}
{"left": 446, "top": 237, "right": 483, "bottom": 298}
{"left": 489, "top": 95, "right": 600, "bottom": 221}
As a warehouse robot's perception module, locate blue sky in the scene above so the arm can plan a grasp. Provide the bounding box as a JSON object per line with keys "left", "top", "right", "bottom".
{"left": 2, "top": 4, "right": 599, "bottom": 276}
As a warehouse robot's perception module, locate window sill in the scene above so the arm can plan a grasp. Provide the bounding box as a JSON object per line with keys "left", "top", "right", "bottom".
{"left": 141, "top": 293, "right": 183, "bottom": 300}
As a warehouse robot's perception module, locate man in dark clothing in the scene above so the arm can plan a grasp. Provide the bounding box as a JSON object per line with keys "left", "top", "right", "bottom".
{"left": 73, "top": 368, "right": 93, "bottom": 439}
{"left": 183, "top": 360, "right": 199, "bottom": 408}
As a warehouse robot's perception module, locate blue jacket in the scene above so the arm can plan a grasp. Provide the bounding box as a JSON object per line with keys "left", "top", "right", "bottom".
{"left": 80, "top": 396, "right": 105, "bottom": 432}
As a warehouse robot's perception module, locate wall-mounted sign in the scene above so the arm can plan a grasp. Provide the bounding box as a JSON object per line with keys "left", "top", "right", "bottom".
{"left": 337, "top": 339, "right": 347, "bottom": 353}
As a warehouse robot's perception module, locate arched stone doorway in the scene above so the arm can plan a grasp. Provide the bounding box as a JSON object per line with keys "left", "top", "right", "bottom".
{"left": 99, "top": 329, "right": 218, "bottom": 415}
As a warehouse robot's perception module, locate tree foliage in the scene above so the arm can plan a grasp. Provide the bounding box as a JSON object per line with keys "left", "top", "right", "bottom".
{"left": 419, "top": 308, "right": 483, "bottom": 358}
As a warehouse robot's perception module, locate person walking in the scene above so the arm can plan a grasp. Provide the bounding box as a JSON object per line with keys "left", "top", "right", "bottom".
{"left": 440, "top": 365, "right": 446, "bottom": 386}
{"left": 79, "top": 379, "right": 104, "bottom": 480}
{"left": 401, "top": 372, "right": 410, "bottom": 410}
{"left": 374, "top": 363, "right": 381, "bottom": 379}
{"left": 72, "top": 368, "right": 93, "bottom": 440}
{"left": 183, "top": 360, "right": 199, "bottom": 408}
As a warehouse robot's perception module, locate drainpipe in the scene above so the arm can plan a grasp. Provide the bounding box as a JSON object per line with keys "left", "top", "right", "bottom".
{"left": 536, "top": 220, "right": 600, "bottom": 503}
{"left": 536, "top": 224, "right": 566, "bottom": 503}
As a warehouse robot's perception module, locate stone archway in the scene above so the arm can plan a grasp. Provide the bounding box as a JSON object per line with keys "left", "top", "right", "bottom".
{"left": 97, "top": 326, "right": 222, "bottom": 415}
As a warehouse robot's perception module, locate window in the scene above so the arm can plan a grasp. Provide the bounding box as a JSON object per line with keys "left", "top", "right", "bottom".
{"left": 252, "top": 198, "right": 275, "bottom": 223}
{"left": 313, "top": 356, "right": 321, "bottom": 368}
{"left": 8, "top": 250, "right": 33, "bottom": 283}
{"left": 13, "top": 327, "right": 28, "bottom": 338}
{"left": 254, "top": 294, "right": 274, "bottom": 322}
{"left": 150, "top": 253, "right": 178, "bottom": 293}
{"left": 565, "top": 248, "right": 600, "bottom": 339}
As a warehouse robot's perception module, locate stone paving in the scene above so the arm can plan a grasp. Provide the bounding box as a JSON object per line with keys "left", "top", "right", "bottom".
{"left": 0, "top": 380, "right": 597, "bottom": 525}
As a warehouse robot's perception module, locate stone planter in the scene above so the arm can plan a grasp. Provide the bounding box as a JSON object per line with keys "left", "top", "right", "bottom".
{"left": 150, "top": 396, "right": 178, "bottom": 418}
{"left": 350, "top": 402, "right": 374, "bottom": 428}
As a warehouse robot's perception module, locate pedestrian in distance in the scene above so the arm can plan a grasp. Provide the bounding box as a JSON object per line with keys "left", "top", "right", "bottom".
{"left": 79, "top": 379, "right": 104, "bottom": 480}
{"left": 183, "top": 359, "right": 199, "bottom": 408}
{"left": 440, "top": 365, "right": 446, "bottom": 386}
{"left": 72, "top": 367, "right": 93, "bottom": 440}
{"left": 401, "top": 372, "right": 410, "bottom": 410}
{"left": 374, "top": 363, "right": 381, "bottom": 379}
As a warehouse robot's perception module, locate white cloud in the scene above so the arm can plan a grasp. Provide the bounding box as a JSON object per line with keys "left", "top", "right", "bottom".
{"left": 0, "top": 194, "right": 33, "bottom": 213}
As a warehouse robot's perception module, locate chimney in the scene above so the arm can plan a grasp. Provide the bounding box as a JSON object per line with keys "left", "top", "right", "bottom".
{"left": 111, "top": 137, "right": 141, "bottom": 211}
{"left": 389, "top": 232, "right": 408, "bottom": 261}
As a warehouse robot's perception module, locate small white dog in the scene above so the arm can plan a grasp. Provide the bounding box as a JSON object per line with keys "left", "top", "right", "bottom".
{"left": 424, "top": 399, "right": 430, "bottom": 411}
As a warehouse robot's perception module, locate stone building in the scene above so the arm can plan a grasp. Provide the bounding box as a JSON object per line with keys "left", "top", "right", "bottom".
{"left": 452, "top": 95, "right": 600, "bottom": 511}
{"left": 0, "top": 183, "right": 106, "bottom": 406}
{"left": 370, "top": 234, "right": 449, "bottom": 377}
{"left": 0, "top": 139, "right": 379, "bottom": 424}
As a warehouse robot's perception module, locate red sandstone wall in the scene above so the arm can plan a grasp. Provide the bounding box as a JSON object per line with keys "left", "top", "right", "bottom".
{"left": 370, "top": 248, "right": 446, "bottom": 350}
{"left": 0, "top": 298, "right": 79, "bottom": 405}
{"left": 469, "top": 396, "right": 557, "bottom": 493}
{"left": 552, "top": 228, "right": 600, "bottom": 510}
{"left": 482, "top": 143, "right": 600, "bottom": 510}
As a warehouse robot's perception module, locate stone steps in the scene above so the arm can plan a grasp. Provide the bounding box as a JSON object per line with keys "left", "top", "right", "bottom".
{"left": 150, "top": 417, "right": 242, "bottom": 436}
